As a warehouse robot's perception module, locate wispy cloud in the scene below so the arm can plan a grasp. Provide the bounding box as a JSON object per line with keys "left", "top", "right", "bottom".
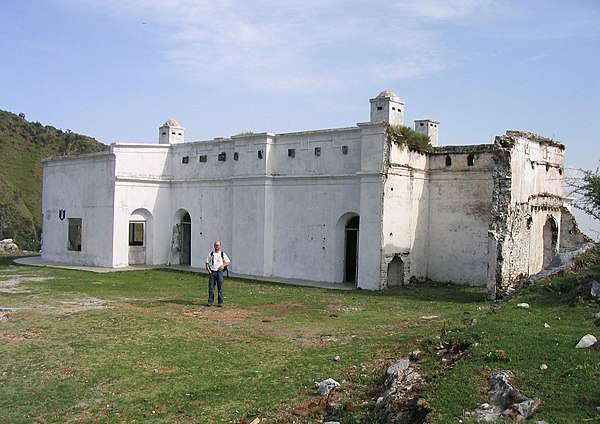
{"left": 57, "top": 0, "right": 502, "bottom": 92}
{"left": 394, "top": 0, "right": 498, "bottom": 21}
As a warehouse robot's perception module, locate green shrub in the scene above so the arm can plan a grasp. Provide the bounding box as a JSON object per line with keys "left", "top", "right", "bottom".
{"left": 386, "top": 125, "right": 433, "bottom": 152}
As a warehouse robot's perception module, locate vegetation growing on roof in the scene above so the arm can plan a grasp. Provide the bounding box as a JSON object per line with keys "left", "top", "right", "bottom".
{"left": 501, "top": 131, "right": 565, "bottom": 149}
{"left": 386, "top": 124, "right": 433, "bottom": 152}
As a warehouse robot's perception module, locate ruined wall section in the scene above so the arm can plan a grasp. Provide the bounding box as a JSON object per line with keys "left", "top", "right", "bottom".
{"left": 560, "top": 207, "right": 593, "bottom": 251}
{"left": 490, "top": 132, "right": 566, "bottom": 298}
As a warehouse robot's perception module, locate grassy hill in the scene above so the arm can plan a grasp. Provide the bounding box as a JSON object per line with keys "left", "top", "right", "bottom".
{"left": 0, "top": 110, "right": 108, "bottom": 249}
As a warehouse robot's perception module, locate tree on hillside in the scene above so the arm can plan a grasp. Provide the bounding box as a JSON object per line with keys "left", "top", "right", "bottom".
{"left": 569, "top": 165, "right": 600, "bottom": 222}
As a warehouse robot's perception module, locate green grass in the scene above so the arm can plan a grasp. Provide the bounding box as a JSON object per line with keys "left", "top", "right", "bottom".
{"left": 421, "top": 249, "right": 600, "bottom": 423}
{"left": 0, "top": 249, "right": 599, "bottom": 423}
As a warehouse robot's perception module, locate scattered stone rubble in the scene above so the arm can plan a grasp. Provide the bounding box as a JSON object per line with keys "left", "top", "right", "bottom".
{"left": 372, "top": 359, "right": 428, "bottom": 424}
{"left": 0, "top": 238, "right": 19, "bottom": 251}
{"left": 575, "top": 334, "right": 598, "bottom": 349}
{"left": 472, "top": 370, "right": 540, "bottom": 421}
{"left": 591, "top": 281, "right": 600, "bottom": 298}
{"left": 316, "top": 378, "right": 340, "bottom": 396}
{"left": 500, "top": 242, "right": 596, "bottom": 304}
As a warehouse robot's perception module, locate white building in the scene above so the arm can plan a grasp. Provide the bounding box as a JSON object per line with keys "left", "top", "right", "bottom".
{"left": 41, "top": 91, "right": 577, "bottom": 298}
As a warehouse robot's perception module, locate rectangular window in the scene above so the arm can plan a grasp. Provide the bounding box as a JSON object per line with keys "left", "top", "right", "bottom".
{"left": 257, "top": 150, "right": 263, "bottom": 159}
{"left": 314, "top": 147, "right": 321, "bottom": 156}
{"left": 199, "top": 155, "right": 207, "bottom": 163}
{"left": 129, "top": 222, "right": 145, "bottom": 246}
{"left": 341, "top": 145, "right": 348, "bottom": 155}
{"left": 67, "top": 218, "right": 82, "bottom": 251}
{"left": 467, "top": 154, "right": 475, "bottom": 166}
{"left": 218, "top": 152, "right": 226, "bottom": 161}
{"left": 288, "top": 148, "right": 295, "bottom": 157}
{"left": 182, "top": 156, "right": 189, "bottom": 164}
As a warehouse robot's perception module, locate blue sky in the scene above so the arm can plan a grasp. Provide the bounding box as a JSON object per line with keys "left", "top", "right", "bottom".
{"left": 1, "top": 0, "right": 599, "bottom": 237}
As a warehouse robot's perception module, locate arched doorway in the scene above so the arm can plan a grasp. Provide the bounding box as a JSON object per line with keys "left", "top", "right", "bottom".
{"left": 180, "top": 212, "right": 192, "bottom": 265}
{"left": 387, "top": 255, "right": 404, "bottom": 287}
{"left": 128, "top": 209, "right": 152, "bottom": 265}
{"left": 344, "top": 216, "right": 359, "bottom": 284}
{"left": 542, "top": 216, "right": 558, "bottom": 268}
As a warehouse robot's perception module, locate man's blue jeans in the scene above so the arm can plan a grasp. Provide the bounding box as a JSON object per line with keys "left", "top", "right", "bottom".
{"left": 208, "top": 270, "right": 224, "bottom": 305}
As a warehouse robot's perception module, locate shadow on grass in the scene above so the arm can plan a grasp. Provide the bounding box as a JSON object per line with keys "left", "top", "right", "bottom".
{"left": 368, "top": 282, "right": 490, "bottom": 305}
{"left": 0, "top": 253, "right": 39, "bottom": 267}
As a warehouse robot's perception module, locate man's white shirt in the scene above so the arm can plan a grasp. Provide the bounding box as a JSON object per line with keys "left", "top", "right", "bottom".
{"left": 206, "top": 251, "right": 230, "bottom": 271}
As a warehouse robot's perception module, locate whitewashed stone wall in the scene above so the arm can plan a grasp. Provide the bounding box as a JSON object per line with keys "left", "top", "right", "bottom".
{"left": 42, "top": 152, "right": 117, "bottom": 266}
{"left": 41, "top": 92, "right": 572, "bottom": 295}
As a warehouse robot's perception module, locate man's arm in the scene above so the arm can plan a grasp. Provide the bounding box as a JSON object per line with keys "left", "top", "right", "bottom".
{"left": 219, "top": 253, "right": 231, "bottom": 271}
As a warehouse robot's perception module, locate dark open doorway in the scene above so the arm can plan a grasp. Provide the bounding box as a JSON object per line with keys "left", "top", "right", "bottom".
{"left": 180, "top": 212, "right": 191, "bottom": 265}
{"left": 344, "top": 216, "right": 359, "bottom": 284}
{"left": 542, "top": 217, "right": 558, "bottom": 268}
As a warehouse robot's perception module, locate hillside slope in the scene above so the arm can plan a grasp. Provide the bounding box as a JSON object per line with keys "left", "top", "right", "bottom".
{"left": 0, "top": 110, "right": 109, "bottom": 249}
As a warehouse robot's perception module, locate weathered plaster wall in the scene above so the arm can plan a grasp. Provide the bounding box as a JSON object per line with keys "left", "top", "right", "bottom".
{"left": 382, "top": 145, "right": 429, "bottom": 287}
{"left": 491, "top": 132, "right": 566, "bottom": 297}
{"left": 426, "top": 147, "right": 496, "bottom": 285}
{"left": 112, "top": 182, "right": 172, "bottom": 267}
{"left": 356, "top": 124, "right": 387, "bottom": 290}
{"left": 42, "top": 152, "right": 116, "bottom": 266}
{"left": 113, "top": 144, "right": 171, "bottom": 179}
{"left": 268, "top": 177, "right": 361, "bottom": 282}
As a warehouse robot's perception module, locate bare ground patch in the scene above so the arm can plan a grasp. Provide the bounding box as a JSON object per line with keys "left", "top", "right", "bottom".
{"left": 325, "top": 304, "right": 365, "bottom": 314}
{"left": 0, "top": 275, "right": 55, "bottom": 293}
{"left": 145, "top": 365, "right": 179, "bottom": 374}
{"left": 0, "top": 298, "right": 113, "bottom": 319}
{"left": 182, "top": 307, "right": 253, "bottom": 324}
{"left": 0, "top": 329, "right": 44, "bottom": 343}
{"left": 251, "top": 302, "right": 309, "bottom": 315}
{"left": 53, "top": 297, "right": 113, "bottom": 314}
{"left": 251, "top": 322, "right": 355, "bottom": 347}
{"left": 41, "top": 368, "right": 76, "bottom": 379}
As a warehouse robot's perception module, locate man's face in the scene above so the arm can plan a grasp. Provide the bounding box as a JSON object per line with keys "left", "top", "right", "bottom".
{"left": 214, "top": 243, "right": 221, "bottom": 251}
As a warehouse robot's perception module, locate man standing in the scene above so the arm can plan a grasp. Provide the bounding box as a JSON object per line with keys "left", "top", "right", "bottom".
{"left": 205, "top": 241, "right": 231, "bottom": 307}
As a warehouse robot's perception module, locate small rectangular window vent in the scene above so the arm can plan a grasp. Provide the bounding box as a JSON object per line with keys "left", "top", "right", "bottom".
{"left": 182, "top": 156, "right": 189, "bottom": 164}
{"left": 199, "top": 155, "right": 207, "bottom": 163}
{"left": 288, "top": 148, "right": 295, "bottom": 157}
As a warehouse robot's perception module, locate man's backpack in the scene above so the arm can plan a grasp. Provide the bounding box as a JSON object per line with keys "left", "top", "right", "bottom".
{"left": 210, "top": 251, "right": 229, "bottom": 277}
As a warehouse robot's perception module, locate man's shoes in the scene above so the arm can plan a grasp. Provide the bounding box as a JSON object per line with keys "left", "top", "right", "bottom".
{"left": 217, "top": 304, "right": 223, "bottom": 308}
{"left": 206, "top": 303, "right": 212, "bottom": 307}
